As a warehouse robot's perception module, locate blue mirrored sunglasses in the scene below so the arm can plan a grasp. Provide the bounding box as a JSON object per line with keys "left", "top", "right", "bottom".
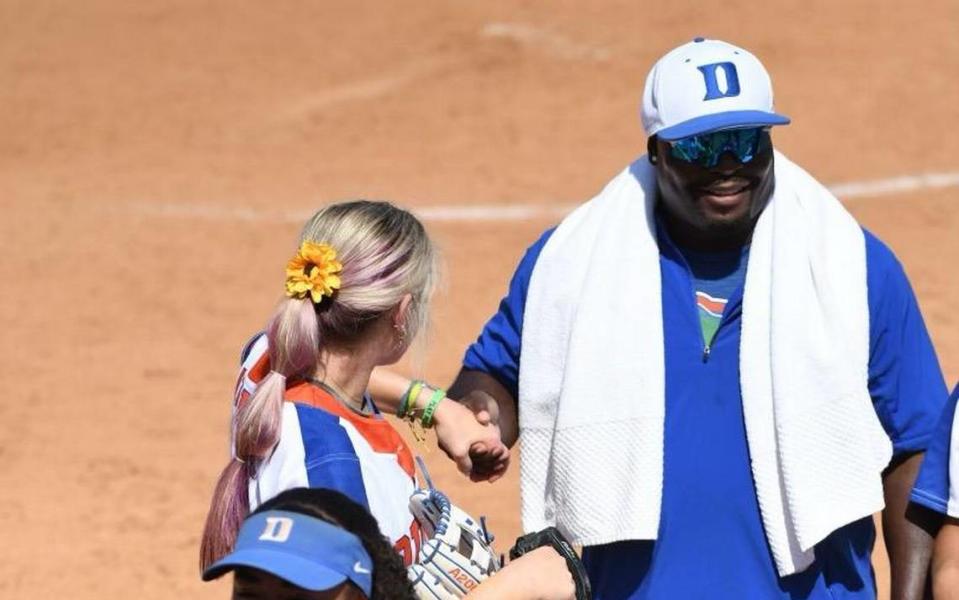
{"left": 667, "top": 127, "right": 766, "bottom": 168}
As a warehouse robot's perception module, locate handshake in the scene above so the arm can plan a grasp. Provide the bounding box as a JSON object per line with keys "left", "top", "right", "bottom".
{"left": 431, "top": 388, "right": 514, "bottom": 483}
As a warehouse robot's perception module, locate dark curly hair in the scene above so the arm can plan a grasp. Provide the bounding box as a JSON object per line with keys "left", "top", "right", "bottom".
{"left": 252, "top": 487, "right": 416, "bottom": 600}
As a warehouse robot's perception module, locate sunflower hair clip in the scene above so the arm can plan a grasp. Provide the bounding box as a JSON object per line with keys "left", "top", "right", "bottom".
{"left": 284, "top": 241, "right": 343, "bottom": 304}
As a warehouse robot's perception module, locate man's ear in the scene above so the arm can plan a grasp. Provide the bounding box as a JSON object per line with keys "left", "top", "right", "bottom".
{"left": 647, "top": 135, "right": 659, "bottom": 165}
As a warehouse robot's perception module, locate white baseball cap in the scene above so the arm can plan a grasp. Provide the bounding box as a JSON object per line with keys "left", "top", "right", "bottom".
{"left": 641, "top": 38, "right": 790, "bottom": 141}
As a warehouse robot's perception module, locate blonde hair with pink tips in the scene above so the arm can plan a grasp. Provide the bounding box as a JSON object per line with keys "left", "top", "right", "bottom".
{"left": 200, "top": 200, "right": 436, "bottom": 569}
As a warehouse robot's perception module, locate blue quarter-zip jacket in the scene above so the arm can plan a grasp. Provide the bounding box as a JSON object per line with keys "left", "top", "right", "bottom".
{"left": 463, "top": 219, "right": 946, "bottom": 599}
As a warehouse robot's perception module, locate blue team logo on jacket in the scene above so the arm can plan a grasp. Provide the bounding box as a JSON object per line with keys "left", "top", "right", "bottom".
{"left": 697, "top": 62, "right": 741, "bottom": 101}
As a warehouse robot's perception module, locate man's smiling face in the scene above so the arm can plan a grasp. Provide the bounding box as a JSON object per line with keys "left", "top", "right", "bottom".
{"left": 652, "top": 129, "right": 776, "bottom": 250}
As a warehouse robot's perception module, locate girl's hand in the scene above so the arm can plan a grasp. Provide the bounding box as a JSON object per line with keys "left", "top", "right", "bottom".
{"left": 433, "top": 397, "right": 510, "bottom": 482}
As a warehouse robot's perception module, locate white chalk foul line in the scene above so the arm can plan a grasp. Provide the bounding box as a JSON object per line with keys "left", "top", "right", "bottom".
{"left": 126, "top": 200, "right": 573, "bottom": 224}
{"left": 480, "top": 22, "right": 610, "bottom": 62}
{"left": 415, "top": 203, "right": 572, "bottom": 222}
{"left": 127, "top": 170, "right": 959, "bottom": 224}
{"left": 828, "top": 172, "right": 959, "bottom": 199}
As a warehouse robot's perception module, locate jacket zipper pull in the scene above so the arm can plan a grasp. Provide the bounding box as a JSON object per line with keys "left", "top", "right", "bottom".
{"left": 702, "top": 345, "right": 711, "bottom": 362}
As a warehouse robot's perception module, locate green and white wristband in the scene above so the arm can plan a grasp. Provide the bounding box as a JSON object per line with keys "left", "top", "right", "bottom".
{"left": 420, "top": 388, "right": 446, "bottom": 428}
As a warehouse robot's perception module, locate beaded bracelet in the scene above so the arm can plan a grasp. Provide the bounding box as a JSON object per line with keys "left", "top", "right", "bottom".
{"left": 420, "top": 388, "right": 446, "bottom": 429}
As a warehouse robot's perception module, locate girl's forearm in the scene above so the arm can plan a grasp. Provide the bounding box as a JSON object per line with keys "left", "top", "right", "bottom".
{"left": 368, "top": 368, "right": 412, "bottom": 413}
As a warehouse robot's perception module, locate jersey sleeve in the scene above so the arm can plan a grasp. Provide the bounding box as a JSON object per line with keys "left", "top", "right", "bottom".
{"left": 461, "top": 227, "right": 555, "bottom": 400}
{"left": 910, "top": 384, "right": 959, "bottom": 516}
{"left": 865, "top": 230, "right": 948, "bottom": 455}
{"left": 234, "top": 332, "right": 269, "bottom": 409}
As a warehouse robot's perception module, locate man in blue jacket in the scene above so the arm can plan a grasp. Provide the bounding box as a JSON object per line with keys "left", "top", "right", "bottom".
{"left": 453, "top": 38, "right": 946, "bottom": 599}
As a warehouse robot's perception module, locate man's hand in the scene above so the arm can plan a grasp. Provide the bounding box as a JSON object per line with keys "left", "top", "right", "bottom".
{"left": 461, "top": 389, "right": 501, "bottom": 428}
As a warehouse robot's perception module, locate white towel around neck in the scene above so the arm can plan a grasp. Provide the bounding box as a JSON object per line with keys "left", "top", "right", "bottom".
{"left": 518, "top": 151, "right": 893, "bottom": 576}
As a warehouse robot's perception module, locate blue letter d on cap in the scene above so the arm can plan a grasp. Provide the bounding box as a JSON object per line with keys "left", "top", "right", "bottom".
{"left": 697, "top": 62, "right": 741, "bottom": 101}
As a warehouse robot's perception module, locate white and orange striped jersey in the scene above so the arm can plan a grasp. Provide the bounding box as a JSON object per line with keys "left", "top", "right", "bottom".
{"left": 233, "top": 333, "right": 421, "bottom": 565}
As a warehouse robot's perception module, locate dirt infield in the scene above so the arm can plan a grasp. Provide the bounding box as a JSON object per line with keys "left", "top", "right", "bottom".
{"left": 2, "top": 1, "right": 958, "bottom": 598}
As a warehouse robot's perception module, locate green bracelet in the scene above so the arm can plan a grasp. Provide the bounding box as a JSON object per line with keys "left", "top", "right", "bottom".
{"left": 398, "top": 380, "right": 424, "bottom": 418}
{"left": 420, "top": 388, "right": 446, "bottom": 429}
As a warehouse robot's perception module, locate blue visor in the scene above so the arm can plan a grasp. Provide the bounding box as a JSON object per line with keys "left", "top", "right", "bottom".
{"left": 657, "top": 109, "right": 790, "bottom": 141}
{"left": 203, "top": 510, "right": 373, "bottom": 597}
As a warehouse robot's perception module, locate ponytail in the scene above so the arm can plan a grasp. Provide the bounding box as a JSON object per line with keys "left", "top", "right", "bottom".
{"left": 199, "top": 298, "right": 319, "bottom": 570}
{"left": 199, "top": 458, "right": 250, "bottom": 570}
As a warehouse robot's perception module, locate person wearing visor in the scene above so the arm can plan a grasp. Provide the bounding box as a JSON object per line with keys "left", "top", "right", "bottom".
{"left": 204, "top": 487, "right": 578, "bottom": 600}
{"left": 203, "top": 488, "right": 412, "bottom": 599}
{"left": 433, "top": 38, "right": 947, "bottom": 598}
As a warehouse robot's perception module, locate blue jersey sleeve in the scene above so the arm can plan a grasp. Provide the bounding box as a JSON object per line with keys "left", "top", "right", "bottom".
{"left": 461, "top": 228, "right": 555, "bottom": 400}
{"left": 865, "top": 230, "right": 948, "bottom": 455}
{"left": 911, "top": 384, "right": 959, "bottom": 515}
